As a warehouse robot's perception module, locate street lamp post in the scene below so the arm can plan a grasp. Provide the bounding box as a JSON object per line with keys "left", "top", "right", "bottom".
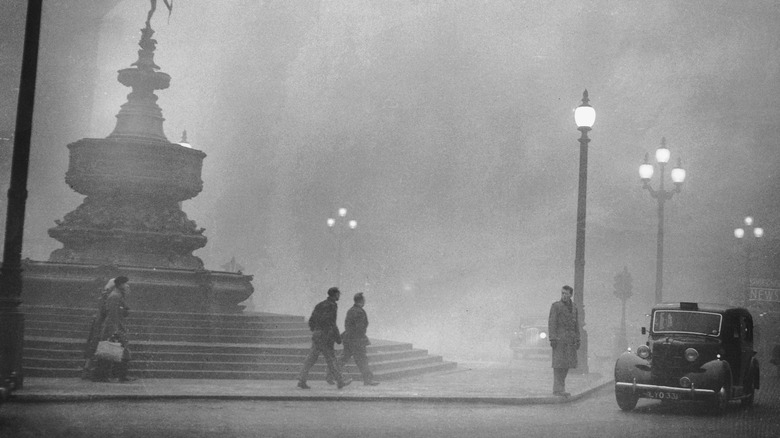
{"left": 734, "top": 216, "right": 764, "bottom": 303}
{"left": 0, "top": 0, "right": 43, "bottom": 396}
{"left": 573, "top": 90, "right": 595, "bottom": 374}
{"left": 639, "top": 137, "right": 686, "bottom": 304}
{"left": 327, "top": 208, "right": 357, "bottom": 287}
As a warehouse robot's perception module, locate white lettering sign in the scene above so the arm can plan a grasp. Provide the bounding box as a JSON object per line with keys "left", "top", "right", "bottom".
{"left": 747, "top": 287, "right": 780, "bottom": 303}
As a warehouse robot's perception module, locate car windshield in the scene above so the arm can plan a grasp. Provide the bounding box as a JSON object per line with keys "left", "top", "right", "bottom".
{"left": 652, "top": 310, "right": 722, "bottom": 336}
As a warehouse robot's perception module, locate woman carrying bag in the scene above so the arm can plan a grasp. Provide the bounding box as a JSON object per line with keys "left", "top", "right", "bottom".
{"left": 89, "top": 276, "right": 135, "bottom": 382}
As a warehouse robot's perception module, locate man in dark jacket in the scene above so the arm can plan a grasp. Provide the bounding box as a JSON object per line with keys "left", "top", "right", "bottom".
{"left": 548, "top": 285, "right": 580, "bottom": 396}
{"left": 327, "top": 293, "right": 379, "bottom": 386}
{"left": 297, "top": 287, "right": 352, "bottom": 389}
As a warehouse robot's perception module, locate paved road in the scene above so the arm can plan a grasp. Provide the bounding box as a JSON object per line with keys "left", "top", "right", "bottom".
{"left": 2, "top": 369, "right": 778, "bottom": 438}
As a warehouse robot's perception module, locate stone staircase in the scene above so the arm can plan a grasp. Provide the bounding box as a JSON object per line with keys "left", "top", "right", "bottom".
{"left": 21, "top": 305, "right": 456, "bottom": 380}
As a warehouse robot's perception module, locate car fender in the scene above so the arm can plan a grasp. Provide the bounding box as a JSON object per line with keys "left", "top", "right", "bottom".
{"left": 614, "top": 351, "right": 651, "bottom": 384}
{"left": 691, "top": 359, "right": 732, "bottom": 392}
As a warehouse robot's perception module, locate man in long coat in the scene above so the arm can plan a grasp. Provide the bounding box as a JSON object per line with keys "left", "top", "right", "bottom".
{"left": 297, "top": 287, "right": 352, "bottom": 389}
{"left": 327, "top": 293, "right": 379, "bottom": 386}
{"left": 548, "top": 284, "right": 580, "bottom": 396}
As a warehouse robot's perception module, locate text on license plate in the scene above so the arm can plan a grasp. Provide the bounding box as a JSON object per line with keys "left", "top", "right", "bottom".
{"left": 644, "top": 391, "right": 680, "bottom": 400}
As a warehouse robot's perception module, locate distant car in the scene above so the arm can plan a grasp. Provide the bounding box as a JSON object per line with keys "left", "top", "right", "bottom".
{"left": 510, "top": 318, "right": 549, "bottom": 359}
{"left": 614, "top": 302, "right": 760, "bottom": 413}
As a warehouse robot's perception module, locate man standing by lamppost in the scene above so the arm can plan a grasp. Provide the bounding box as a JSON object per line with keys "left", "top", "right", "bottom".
{"left": 549, "top": 285, "right": 580, "bottom": 397}
{"left": 327, "top": 208, "right": 357, "bottom": 287}
{"left": 734, "top": 216, "right": 764, "bottom": 302}
{"left": 639, "top": 138, "right": 686, "bottom": 304}
{"left": 572, "top": 90, "right": 595, "bottom": 374}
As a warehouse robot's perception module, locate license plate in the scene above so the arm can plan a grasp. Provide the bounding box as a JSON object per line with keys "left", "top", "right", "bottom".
{"left": 644, "top": 390, "right": 680, "bottom": 400}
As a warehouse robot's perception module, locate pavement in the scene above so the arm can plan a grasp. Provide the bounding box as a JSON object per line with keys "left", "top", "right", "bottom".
{"left": 7, "top": 359, "right": 614, "bottom": 405}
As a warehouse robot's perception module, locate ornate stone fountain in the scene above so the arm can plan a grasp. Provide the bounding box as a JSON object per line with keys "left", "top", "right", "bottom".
{"left": 22, "top": 22, "right": 254, "bottom": 313}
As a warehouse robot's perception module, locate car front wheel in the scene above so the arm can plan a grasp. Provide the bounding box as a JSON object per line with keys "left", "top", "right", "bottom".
{"left": 615, "top": 389, "right": 638, "bottom": 411}
{"left": 712, "top": 382, "right": 730, "bottom": 414}
{"left": 742, "top": 373, "right": 756, "bottom": 407}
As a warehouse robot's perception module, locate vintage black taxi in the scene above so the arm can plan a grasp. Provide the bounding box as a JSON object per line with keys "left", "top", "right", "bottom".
{"left": 510, "top": 318, "right": 549, "bottom": 359}
{"left": 614, "top": 302, "right": 760, "bottom": 413}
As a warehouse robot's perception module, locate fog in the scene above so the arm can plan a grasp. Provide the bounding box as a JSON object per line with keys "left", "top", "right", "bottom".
{"left": 3, "top": 0, "right": 780, "bottom": 361}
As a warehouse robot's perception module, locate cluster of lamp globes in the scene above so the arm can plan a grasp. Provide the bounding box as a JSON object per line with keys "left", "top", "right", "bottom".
{"left": 734, "top": 216, "right": 764, "bottom": 240}
{"left": 327, "top": 208, "right": 357, "bottom": 230}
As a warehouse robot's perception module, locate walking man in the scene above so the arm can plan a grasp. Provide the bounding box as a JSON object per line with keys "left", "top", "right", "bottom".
{"left": 297, "top": 287, "right": 352, "bottom": 389}
{"left": 548, "top": 285, "right": 580, "bottom": 396}
{"left": 328, "top": 293, "right": 379, "bottom": 386}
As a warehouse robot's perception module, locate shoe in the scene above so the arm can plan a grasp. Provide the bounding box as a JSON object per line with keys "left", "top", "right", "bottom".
{"left": 297, "top": 381, "right": 310, "bottom": 389}
{"left": 553, "top": 391, "right": 570, "bottom": 397}
{"left": 364, "top": 381, "right": 379, "bottom": 386}
{"left": 337, "top": 378, "right": 352, "bottom": 389}
{"left": 326, "top": 378, "right": 336, "bottom": 385}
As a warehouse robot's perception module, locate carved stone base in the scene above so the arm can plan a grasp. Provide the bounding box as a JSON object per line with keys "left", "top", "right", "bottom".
{"left": 21, "top": 260, "right": 254, "bottom": 314}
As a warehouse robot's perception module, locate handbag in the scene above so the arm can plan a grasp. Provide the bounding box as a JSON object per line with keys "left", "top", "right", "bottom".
{"left": 94, "top": 340, "right": 124, "bottom": 362}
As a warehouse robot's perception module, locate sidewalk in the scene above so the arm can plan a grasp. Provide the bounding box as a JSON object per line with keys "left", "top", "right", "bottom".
{"left": 9, "top": 360, "right": 614, "bottom": 405}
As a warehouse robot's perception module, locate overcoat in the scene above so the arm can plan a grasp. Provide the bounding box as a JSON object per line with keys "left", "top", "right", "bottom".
{"left": 99, "top": 289, "right": 129, "bottom": 345}
{"left": 548, "top": 300, "right": 580, "bottom": 369}
{"left": 342, "top": 305, "right": 371, "bottom": 347}
{"left": 308, "top": 298, "right": 342, "bottom": 345}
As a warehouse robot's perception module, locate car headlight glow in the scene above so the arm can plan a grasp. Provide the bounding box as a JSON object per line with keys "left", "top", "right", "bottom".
{"left": 684, "top": 348, "right": 699, "bottom": 362}
{"left": 636, "top": 345, "right": 651, "bottom": 359}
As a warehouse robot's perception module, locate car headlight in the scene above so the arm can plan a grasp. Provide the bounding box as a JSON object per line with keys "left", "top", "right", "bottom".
{"left": 684, "top": 348, "right": 699, "bottom": 362}
{"left": 539, "top": 332, "right": 547, "bottom": 340}
{"left": 637, "top": 345, "right": 651, "bottom": 359}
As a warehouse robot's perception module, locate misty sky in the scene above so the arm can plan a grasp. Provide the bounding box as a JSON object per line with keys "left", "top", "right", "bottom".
{"left": 3, "top": 0, "right": 779, "bottom": 359}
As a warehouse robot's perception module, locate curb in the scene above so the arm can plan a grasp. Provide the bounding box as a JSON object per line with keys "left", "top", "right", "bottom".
{"left": 9, "top": 379, "right": 615, "bottom": 405}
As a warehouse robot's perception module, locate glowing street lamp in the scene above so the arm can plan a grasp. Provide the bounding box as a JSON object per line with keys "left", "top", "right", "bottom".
{"left": 327, "top": 208, "right": 357, "bottom": 287}
{"left": 572, "top": 90, "right": 595, "bottom": 374}
{"left": 639, "top": 137, "right": 686, "bottom": 304}
{"left": 734, "top": 216, "right": 764, "bottom": 301}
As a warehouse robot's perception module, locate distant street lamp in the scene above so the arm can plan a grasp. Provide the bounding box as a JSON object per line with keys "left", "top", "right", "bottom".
{"left": 327, "top": 207, "right": 357, "bottom": 287}
{"left": 639, "top": 137, "right": 686, "bottom": 304}
{"left": 734, "top": 216, "right": 764, "bottom": 302}
{"left": 573, "top": 90, "right": 595, "bottom": 374}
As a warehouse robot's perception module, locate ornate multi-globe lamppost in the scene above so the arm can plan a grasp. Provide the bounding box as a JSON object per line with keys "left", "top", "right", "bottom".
{"left": 327, "top": 208, "right": 357, "bottom": 287}
{"left": 734, "top": 216, "right": 764, "bottom": 301}
{"left": 573, "top": 90, "right": 596, "bottom": 374}
{"left": 639, "top": 137, "right": 686, "bottom": 304}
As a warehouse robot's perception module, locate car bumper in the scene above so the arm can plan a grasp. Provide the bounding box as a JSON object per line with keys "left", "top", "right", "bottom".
{"left": 615, "top": 381, "right": 716, "bottom": 400}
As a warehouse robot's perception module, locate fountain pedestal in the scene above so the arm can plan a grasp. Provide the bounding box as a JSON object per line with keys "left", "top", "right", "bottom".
{"left": 22, "top": 23, "right": 253, "bottom": 313}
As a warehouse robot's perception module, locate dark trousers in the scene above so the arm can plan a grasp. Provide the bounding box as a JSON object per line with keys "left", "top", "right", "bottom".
{"left": 553, "top": 367, "right": 569, "bottom": 393}
{"left": 298, "top": 332, "right": 344, "bottom": 383}
{"left": 328, "top": 342, "right": 374, "bottom": 382}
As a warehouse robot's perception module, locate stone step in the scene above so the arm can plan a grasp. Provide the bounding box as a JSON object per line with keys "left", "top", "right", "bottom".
{"left": 24, "top": 353, "right": 444, "bottom": 374}
{"left": 23, "top": 360, "right": 458, "bottom": 380}
{"left": 25, "top": 327, "right": 311, "bottom": 344}
{"left": 25, "top": 313, "right": 309, "bottom": 330}
{"left": 24, "top": 345, "right": 428, "bottom": 364}
{"left": 23, "top": 305, "right": 303, "bottom": 323}
{"left": 20, "top": 304, "right": 457, "bottom": 381}
{"left": 24, "top": 337, "right": 417, "bottom": 355}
